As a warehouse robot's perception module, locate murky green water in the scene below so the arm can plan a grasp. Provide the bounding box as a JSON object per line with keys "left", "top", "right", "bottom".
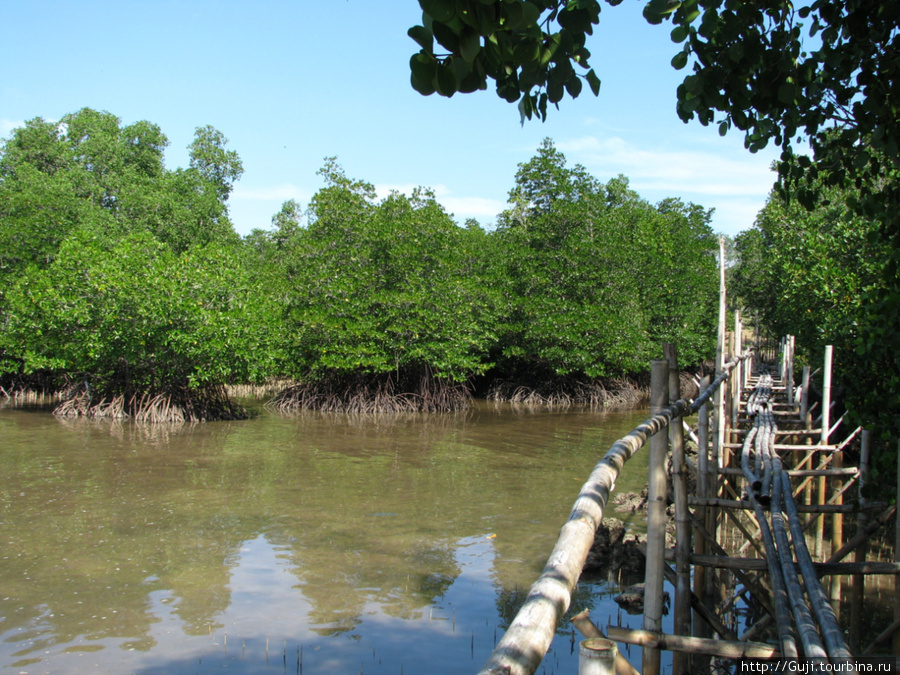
{"left": 0, "top": 400, "right": 657, "bottom": 674}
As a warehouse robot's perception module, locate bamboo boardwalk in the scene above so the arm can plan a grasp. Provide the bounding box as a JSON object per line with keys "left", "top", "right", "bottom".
{"left": 476, "top": 241, "right": 898, "bottom": 675}
{"left": 477, "top": 342, "right": 899, "bottom": 675}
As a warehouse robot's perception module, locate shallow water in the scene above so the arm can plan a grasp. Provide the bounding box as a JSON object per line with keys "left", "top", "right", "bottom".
{"left": 0, "top": 400, "right": 662, "bottom": 674}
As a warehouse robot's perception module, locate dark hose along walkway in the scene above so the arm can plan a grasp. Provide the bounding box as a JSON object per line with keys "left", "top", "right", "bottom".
{"left": 739, "top": 371, "right": 851, "bottom": 661}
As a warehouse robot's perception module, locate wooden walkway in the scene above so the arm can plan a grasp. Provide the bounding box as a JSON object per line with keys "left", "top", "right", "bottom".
{"left": 476, "top": 340, "right": 899, "bottom": 675}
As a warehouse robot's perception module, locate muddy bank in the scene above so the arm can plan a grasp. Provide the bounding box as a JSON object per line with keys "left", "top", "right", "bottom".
{"left": 581, "top": 488, "right": 678, "bottom": 588}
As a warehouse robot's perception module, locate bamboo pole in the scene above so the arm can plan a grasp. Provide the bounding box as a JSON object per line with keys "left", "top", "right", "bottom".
{"left": 693, "top": 375, "right": 712, "bottom": 656}
{"left": 748, "top": 477, "right": 798, "bottom": 657}
{"left": 664, "top": 344, "right": 690, "bottom": 675}
{"left": 754, "top": 310, "right": 760, "bottom": 374}
{"left": 579, "top": 639, "right": 619, "bottom": 675}
{"left": 570, "top": 610, "right": 640, "bottom": 675}
{"left": 733, "top": 311, "right": 743, "bottom": 427}
{"left": 827, "top": 504, "right": 897, "bottom": 565}
{"left": 475, "top": 389, "right": 693, "bottom": 675}
{"left": 849, "top": 430, "right": 870, "bottom": 652}
{"left": 779, "top": 469, "right": 852, "bottom": 659}
{"left": 786, "top": 335, "right": 795, "bottom": 407}
{"left": 688, "top": 497, "right": 860, "bottom": 514}
{"left": 688, "top": 554, "right": 900, "bottom": 575}
{"left": 830, "top": 444, "right": 844, "bottom": 617}
{"left": 863, "top": 618, "right": 900, "bottom": 656}
{"left": 719, "top": 466, "right": 858, "bottom": 477}
{"left": 769, "top": 419, "right": 826, "bottom": 658}
{"left": 642, "top": 359, "right": 670, "bottom": 675}
{"left": 605, "top": 627, "right": 778, "bottom": 660}
{"left": 821, "top": 346, "right": 833, "bottom": 446}
{"left": 817, "top": 346, "right": 834, "bottom": 560}
{"left": 714, "top": 235, "right": 727, "bottom": 501}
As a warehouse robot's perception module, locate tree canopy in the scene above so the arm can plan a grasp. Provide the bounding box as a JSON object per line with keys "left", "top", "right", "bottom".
{"left": 409, "top": 0, "right": 900, "bottom": 440}
{"left": 1, "top": 111, "right": 721, "bottom": 417}
{"left": 0, "top": 109, "right": 266, "bottom": 420}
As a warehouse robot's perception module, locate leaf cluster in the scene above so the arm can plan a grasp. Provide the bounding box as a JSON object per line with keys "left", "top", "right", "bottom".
{"left": 273, "top": 163, "right": 500, "bottom": 383}
{"left": 492, "top": 139, "right": 717, "bottom": 378}
{"left": 731, "top": 162, "right": 900, "bottom": 456}
{"left": 409, "top": 0, "right": 602, "bottom": 122}
{"left": 263, "top": 143, "right": 718, "bottom": 389}
{"left": 0, "top": 109, "right": 271, "bottom": 407}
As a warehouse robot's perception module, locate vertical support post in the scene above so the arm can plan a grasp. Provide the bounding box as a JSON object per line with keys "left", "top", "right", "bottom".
{"left": 821, "top": 345, "right": 833, "bottom": 446}
{"left": 754, "top": 309, "right": 760, "bottom": 375}
{"left": 713, "top": 237, "right": 727, "bottom": 577}
{"left": 643, "top": 359, "right": 670, "bottom": 675}
{"left": 816, "top": 346, "right": 833, "bottom": 560}
{"left": 578, "top": 638, "right": 618, "bottom": 675}
{"left": 849, "top": 429, "right": 870, "bottom": 652}
{"left": 733, "top": 311, "right": 742, "bottom": 427}
{"left": 786, "top": 335, "right": 795, "bottom": 407}
{"left": 664, "top": 344, "right": 690, "bottom": 675}
{"left": 800, "top": 365, "right": 811, "bottom": 421}
{"left": 693, "top": 375, "right": 712, "bottom": 673}
{"left": 830, "top": 443, "right": 844, "bottom": 614}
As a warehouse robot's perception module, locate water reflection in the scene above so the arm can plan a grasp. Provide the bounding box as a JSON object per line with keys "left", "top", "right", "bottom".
{"left": 1, "top": 402, "right": 652, "bottom": 673}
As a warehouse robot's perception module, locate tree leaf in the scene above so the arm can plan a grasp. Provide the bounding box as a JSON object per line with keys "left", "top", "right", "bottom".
{"left": 434, "top": 62, "right": 458, "bottom": 96}
{"left": 670, "top": 25, "right": 689, "bottom": 43}
{"left": 408, "top": 25, "right": 434, "bottom": 53}
{"left": 643, "top": 0, "right": 681, "bottom": 25}
{"left": 565, "top": 74, "right": 583, "bottom": 98}
{"left": 419, "top": 0, "right": 456, "bottom": 23}
{"left": 671, "top": 50, "right": 689, "bottom": 70}
{"left": 585, "top": 69, "right": 601, "bottom": 96}
{"left": 459, "top": 27, "right": 481, "bottom": 63}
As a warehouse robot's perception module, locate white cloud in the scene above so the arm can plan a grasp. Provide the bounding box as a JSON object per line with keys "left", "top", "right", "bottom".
{"left": 374, "top": 183, "right": 506, "bottom": 223}
{"left": 441, "top": 196, "right": 507, "bottom": 221}
{"left": 231, "top": 183, "right": 310, "bottom": 203}
{"left": 558, "top": 135, "right": 779, "bottom": 196}
{"left": 556, "top": 134, "right": 779, "bottom": 234}
{"left": 0, "top": 118, "right": 24, "bottom": 139}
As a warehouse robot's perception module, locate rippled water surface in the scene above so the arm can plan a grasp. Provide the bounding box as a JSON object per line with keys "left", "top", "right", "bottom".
{"left": 1, "top": 400, "right": 657, "bottom": 674}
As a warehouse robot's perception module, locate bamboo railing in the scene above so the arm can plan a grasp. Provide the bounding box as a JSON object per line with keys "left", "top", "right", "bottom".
{"left": 474, "top": 237, "right": 897, "bottom": 674}
{"left": 475, "top": 335, "right": 898, "bottom": 675}
{"left": 474, "top": 356, "right": 744, "bottom": 675}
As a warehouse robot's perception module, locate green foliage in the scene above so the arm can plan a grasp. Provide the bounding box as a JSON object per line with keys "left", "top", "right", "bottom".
{"left": 732, "top": 172, "right": 899, "bottom": 445}
{"left": 2, "top": 110, "right": 721, "bottom": 413}
{"left": 0, "top": 109, "right": 268, "bottom": 416}
{"left": 2, "top": 229, "right": 276, "bottom": 397}
{"left": 408, "top": 0, "right": 900, "bottom": 445}
{"left": 491, "top": 140, "right": 717, "bottom": 378}
{"left": 279, "top": 161, "right": 499, "bottom": 383}
{"left": 409, "top": 0, "right": 602, "bottom": 121}
{"left": 0, "top": 108, "right": 240, "bottom": 289}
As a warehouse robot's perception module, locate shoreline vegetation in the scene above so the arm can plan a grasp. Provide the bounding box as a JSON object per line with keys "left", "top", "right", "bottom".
{"left": 1, "top": 367, "right": 713, "bottom": 419}
{"left": 0, "top": 111, "right": 720, "bottom": 422}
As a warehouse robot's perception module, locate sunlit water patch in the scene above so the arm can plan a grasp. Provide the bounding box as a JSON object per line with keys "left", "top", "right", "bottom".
{"left": 1, "top": 402, "right": 658, "bottom": 674}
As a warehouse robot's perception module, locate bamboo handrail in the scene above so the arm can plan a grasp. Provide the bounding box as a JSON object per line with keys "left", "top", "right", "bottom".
{"left": 474, "top": 395, "right": 693, "bottom": 675}
{"left": 475, "top": 355, "right": 747, "bottom": 675}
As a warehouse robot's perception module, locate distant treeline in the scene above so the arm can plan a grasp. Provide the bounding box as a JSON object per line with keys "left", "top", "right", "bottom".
{"left": 0, "top": 110, "right": 719, "bottom": 419}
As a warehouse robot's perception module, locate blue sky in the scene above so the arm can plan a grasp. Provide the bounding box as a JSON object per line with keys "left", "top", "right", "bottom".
{"left": 2, "top": 0, "right": 782, "bottom": 237}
